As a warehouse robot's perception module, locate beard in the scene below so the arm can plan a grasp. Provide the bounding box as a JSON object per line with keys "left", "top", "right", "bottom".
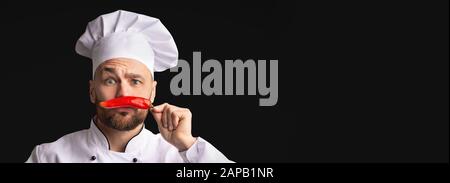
{"left": 95, "top": 99, "right": 148, "bottom": 131}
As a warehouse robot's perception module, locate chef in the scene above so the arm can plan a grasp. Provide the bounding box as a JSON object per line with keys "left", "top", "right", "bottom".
{"left": 26, "top": 10, "right": 232, "bottom": 163}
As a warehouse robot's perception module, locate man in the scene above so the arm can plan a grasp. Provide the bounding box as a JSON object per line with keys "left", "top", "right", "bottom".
{"left": 26, "top": 10, "right": 232, "bottom": 163}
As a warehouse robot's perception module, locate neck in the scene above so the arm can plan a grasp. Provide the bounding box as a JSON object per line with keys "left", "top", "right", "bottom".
{"left": 94, "top": 116, "right": 143, "bottom": 152}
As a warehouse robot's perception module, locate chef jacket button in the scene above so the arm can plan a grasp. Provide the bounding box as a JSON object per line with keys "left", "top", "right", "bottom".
{"left": 133, "top": 158, "right": 138, "bottom": 163}
{"left": 90, "top": 156, "right": 96, "bottom": 161}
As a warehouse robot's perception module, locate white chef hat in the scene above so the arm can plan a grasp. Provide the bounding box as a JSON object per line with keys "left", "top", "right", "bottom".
{"left": 75, "top": 10, "right": 178, "bottom": 78}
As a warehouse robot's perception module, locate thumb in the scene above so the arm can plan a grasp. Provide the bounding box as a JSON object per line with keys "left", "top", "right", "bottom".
{"left": 150, "top": 103, "right": 168, "bottom": 113}
{"left": 149, "top": 103, "right": 168, "bottom": 127}
{"left": 150, "top": 110, "right": 162, "bottom": 126}
{"left": 149, "top": 107, "right": 170, "bottom": 137}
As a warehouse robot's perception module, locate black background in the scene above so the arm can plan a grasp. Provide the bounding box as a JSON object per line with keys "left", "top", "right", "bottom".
{"left": 0, "top": 0, "right": 448, "bottom": 163}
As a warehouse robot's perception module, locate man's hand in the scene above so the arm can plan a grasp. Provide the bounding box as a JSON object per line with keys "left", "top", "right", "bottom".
{"left": 150, "top": 103, "right": 197, "bottom": 151}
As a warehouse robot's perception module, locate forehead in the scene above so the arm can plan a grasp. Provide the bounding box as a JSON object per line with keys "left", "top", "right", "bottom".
{"left": 95, "top": 58, "right": 152, "bottom": 79}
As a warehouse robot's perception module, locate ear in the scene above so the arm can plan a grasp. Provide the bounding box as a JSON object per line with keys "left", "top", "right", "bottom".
{"left": 89, "top": 80, "right": 96, "bottom": 104}
{"left": 150, "top": 81, "right": 157, "bottom": 103}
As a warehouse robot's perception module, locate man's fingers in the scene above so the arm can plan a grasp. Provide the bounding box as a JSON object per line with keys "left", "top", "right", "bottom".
{"left": 171, "top": 111, "right": 180, "bottom": 130}
{"left": 167, "top": 107, "right": 174, "bottom": 130}
{"left": 164, "top": 105, "right": 170, "bottom": 129}
{"left": 151, "top": 103, "right": 188, "bottom": 132}
{"left": 176, "top": 108, "right": 191, "bottom": 130}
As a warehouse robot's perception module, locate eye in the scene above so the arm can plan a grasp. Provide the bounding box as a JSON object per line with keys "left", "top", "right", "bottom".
{"left": 131, "top": 79, "right": 143, "bottom": 85}
{"left": 104, "top": 78, "right": 117, "bottom": 85}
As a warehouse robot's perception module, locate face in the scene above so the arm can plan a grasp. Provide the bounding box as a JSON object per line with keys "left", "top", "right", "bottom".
{"left": 89, "top": 58, "right": 157, "bottom": 131}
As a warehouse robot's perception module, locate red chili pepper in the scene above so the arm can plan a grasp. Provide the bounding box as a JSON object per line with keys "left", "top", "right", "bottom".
{"left": 99, "top": 96, "right": 152, "bottom": 109}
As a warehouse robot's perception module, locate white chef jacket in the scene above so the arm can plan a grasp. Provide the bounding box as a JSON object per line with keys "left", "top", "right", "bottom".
{"left": 26, "top": 120, "right": 232, "bottom": 163}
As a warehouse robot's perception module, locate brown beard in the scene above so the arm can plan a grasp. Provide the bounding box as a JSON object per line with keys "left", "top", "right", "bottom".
{"left": 95, "top": 99, "right": 148, "bottom": 131}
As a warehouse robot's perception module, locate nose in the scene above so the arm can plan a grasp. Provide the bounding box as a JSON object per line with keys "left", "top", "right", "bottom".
{"left": 116, "top": 82, "right": 132, "bottom": 97}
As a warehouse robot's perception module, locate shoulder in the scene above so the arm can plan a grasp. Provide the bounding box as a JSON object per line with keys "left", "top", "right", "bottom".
{"left": 31, "top": 129, "right": 90, "bottom": 163}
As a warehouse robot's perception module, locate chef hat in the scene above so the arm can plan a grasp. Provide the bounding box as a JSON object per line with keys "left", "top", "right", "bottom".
{"left": 75, "top": 10, "right": 178, "bottom": 78}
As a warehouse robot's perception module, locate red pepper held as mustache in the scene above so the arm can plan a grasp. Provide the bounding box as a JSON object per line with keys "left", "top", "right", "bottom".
{"left": 99, "top": 96, "right": 152, "bottom": 109}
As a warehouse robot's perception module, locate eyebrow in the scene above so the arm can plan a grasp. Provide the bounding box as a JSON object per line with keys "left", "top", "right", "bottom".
{"left": 125, "top": 73, "right": 145, "bottom": 80}
{"left": 100, "top": 67, "right": 145, "bottom": 80}
{"left": 101, "top": 67, "right": 117, "bottom": 75}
